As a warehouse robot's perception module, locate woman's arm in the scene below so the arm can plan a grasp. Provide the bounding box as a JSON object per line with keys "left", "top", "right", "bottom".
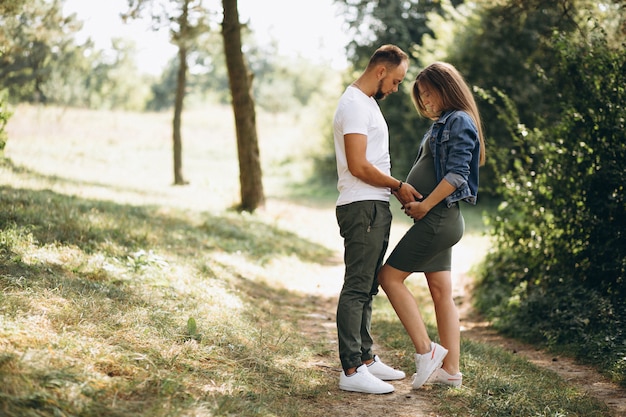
{"left": 403, "top": 179, "right": 455, "bottom": 220}
{"left": 404, "top": 114, "right": 477, "bottom": 220}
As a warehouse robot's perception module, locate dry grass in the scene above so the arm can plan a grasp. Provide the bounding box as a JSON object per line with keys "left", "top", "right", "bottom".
{"left": 1, "top": 103, "right": 342, "bottom": 417}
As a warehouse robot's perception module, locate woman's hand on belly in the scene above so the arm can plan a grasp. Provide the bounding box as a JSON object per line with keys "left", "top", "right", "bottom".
{"left": 403, "top": 200, "right": 431, "bottom": 220}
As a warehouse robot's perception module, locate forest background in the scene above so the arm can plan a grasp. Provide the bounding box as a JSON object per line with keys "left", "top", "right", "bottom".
{"left": 1, "top": 0, "right": 625, "bottom": 413}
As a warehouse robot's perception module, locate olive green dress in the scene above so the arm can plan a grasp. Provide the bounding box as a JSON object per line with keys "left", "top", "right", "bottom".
{"left": 386, "top": 139, "right": 465, "bottom": 272}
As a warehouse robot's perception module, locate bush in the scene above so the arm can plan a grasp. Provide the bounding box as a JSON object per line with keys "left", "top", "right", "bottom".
{"left": 0, "top": 91, "right": 11, "bottom": 154}
{"left": 475, "top": 27, "right": 626, "bottom": 384}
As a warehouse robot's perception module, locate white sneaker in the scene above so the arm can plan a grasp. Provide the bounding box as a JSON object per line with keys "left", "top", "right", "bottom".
{"left": 426, "top": 367, "right": 463, "bottom": 387}
{"left": 411, "top": 342, "right": 448, "bottom": 389}
{"left": 367, "top": 355, "right": 406, "bottom": 380}
{"left": 339, "top": 364, "right": 395, "bottom": 394}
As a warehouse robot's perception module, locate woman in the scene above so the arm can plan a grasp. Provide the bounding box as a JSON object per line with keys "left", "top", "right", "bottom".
{"left": 378, "top": 61, "right": 485, "bottom": 389}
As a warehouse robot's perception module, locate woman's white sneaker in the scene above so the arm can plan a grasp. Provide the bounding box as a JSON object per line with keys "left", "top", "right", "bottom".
{"left": 367, "top": 355, "right": 406, "bottom": 380}
{"left": 339, "top": 364, "right": 395, "bottom": 394}
{"left": 425, "top": 367, "right": 463, "bottom": 387}
{"left": 411, "top": 342, "right": 448, "bottom": 389}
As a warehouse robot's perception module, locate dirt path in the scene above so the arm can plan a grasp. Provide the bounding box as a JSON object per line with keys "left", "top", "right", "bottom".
{"left": 457, "top": 287, "right": 626, "bottom": 416}
{"left": 301, "top": 288, "right": 626, "bottom": 417}
{"left": 299, "top": 294, "right": 443, "bottom": 417}
{"left": 299, "top": 284, "right": 626, "bottom": 417}
{"left": 259, "top": 200, "right": 626, "bottom": 416}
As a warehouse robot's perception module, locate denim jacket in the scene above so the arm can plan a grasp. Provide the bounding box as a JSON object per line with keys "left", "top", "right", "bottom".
{"left": 425, "top": 109, "right": 481, "bottom": 207}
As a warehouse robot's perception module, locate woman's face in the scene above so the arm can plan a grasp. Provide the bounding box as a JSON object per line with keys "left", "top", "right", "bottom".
{"left": 417, "top": 81, "right": 443, "bottom": 116}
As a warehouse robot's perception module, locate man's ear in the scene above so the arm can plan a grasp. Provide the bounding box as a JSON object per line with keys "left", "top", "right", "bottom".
{"left": 376, "top": 65, "right": 387, "bottom": 80}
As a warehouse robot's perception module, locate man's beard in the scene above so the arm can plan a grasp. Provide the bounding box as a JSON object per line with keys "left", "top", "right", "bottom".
{"left": 373, "top": 79, "right": 385, "bottom": 100}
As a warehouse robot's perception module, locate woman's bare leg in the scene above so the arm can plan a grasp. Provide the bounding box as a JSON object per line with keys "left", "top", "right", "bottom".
{"left": 378, "top": 264, "right": 431, "bottom": 353}
{"left": 425, "top": 270, "right": 460, "bottom": 374}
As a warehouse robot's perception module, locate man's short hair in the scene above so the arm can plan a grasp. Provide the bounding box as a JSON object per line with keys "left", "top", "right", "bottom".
{"left": 368, "top": 44, "right": 408, "bottom": 69}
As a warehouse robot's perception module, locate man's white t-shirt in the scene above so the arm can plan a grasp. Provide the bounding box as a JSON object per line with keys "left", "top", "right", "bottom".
{"left": 333, "top": 85, "right": 392, "bottom": 206}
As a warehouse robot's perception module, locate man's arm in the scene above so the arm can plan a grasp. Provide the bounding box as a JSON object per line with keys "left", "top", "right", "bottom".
{"left": 345, "top": 133, "right": 421, "bottom": 203}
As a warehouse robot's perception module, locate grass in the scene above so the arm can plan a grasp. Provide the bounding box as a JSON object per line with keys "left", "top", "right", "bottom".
{"left": 0, "top": 183, "right": 330, "bottom": 416}
{"left": 0, "top": 104, "right": 614, "bottom": 416}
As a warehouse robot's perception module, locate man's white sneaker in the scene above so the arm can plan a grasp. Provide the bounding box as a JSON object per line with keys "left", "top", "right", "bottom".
{"left": 425, "top": 367, "right": 463, "bottom": 387}
{"left": 411, "top": 342, "right": 448, "bottom": 389}
{"left": 367, "top": 355, "right": 406, "bottom": 380}
{"left": 339, "top": 364, "right": 395, "bottom": 394}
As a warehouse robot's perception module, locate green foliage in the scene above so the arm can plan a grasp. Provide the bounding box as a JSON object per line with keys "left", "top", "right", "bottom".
{"left": 0, "top": 0, "right": 152, "bottom": 110}
{"left": 338, "top": 0, "right": 622, "bottom": 195}
{"left": 185, "top": 317, "right": 201, "bottom": 341}
{"left": 475, "top": 25, "right": 626, "bottom": 384}
{"left": 0, "top": 91, "right": 11, "bottom": 153}
{"left": 0, "top": 0, "right": 82, "bottom": 103}
{"left": 85, "top": 39, "right": 152, "bottom": 111}
{"left": 0, "top": 0, "right": 26, "bottom": 14}
{"left": 1, "top": 1, "right": 340, "bottom": 113}
{"left": 47, "top": 38, "right": 152, "bottom": 111}
{"left": 418, "top": 0, "right": 590, "bottom": 196}
{"left": 145, "top": 17, "right": 331, "bottom": 114}
{"left": 146, "top": 58, "right": 179, "bottom": 110}
{"left": 334, "top": 0, "right": 463, "bottom": 67}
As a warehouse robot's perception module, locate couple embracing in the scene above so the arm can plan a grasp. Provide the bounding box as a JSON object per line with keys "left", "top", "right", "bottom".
{"left": 332, "top": 44, "right": 486, "bottom": 394}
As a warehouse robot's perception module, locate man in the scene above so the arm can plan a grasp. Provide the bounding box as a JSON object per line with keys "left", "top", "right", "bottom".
{"left": 333, "top": 44, "right": 421, "bottom": 394}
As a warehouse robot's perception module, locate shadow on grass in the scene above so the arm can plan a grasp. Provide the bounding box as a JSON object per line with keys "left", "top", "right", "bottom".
{"left": 0, "top": 184, "right": 334, "bottom": 264}
{"left": 1, "top": 252, "right": 334, "bottom": 417}
{"left": 0, "top": 176, "right": 340, "bottom": 416}
{"left": 0, "top": 156, "right": 173, "bottom": 199}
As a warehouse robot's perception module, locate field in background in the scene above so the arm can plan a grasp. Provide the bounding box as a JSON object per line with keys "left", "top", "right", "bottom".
{"left": 4, "top": 104, "right": 325, "bottom": 210}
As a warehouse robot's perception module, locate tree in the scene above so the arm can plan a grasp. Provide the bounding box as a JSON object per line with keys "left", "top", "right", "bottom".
{"left": 124, "top": 0, "right": 264, "bottom": 210}
{"left": 0, "top": 0, "right": 24, "bottom": 14}
{"left": 0, "top": 91, "right": 10, "bottom": 155}
{"left": 124, "top": 0, "right": 209, "bottom": 185}
{"left": 41, "top": 37, "right": 149, "bottom": 111}
{"left": 0, "top": 0, "right": 24, "bottom": 154}
{"left": 0, "top": 0, "right": 150, "bottom": 111}
{"left": 221, "top": 0, "right": 265, "bottom": 211}
{"left": 0, "top": 0, "right": 82, "bottom": 104}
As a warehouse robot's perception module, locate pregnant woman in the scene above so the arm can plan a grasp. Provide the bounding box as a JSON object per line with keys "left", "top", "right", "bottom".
{"left": 378, "top": 61, "right": 486, "bottom": 389}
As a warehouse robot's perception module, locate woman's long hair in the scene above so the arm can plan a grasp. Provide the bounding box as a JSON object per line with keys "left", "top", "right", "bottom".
{"left": 411, "top": 62, "right": 486, "bottom": 166}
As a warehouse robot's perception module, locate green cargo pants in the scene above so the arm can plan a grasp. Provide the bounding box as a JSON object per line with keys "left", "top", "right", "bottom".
{"left": 335, "top": 200, "right": 391, "bottom": 370}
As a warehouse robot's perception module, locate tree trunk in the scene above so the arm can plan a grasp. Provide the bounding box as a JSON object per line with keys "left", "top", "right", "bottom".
{"left": 221, "top": 0, "right": 265, "bottom": 211}
{"left": 172, "top": 44, "right": 188, "bottom": 185}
